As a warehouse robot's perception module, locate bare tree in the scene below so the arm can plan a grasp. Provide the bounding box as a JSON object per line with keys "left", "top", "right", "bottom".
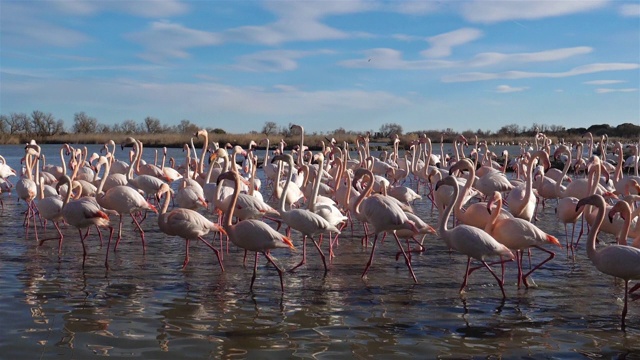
{"left": 31, "top": 110, "right": 60, "bottom": 136}
{"left": 144, "top": 116, "right": 162, "bottom": 133}
{"left": 379, "top": 122, "right": 403, "bottom": 137}
{"left": 73, "top": 112, "right": 98, "bottom": 133}
{"left": 0, "top": 115, "right": 8, "bottom": 134}
{"left": 261, "top": 121, "right": 277, "bottom": 135}
{"left": 120, "top": 119, "right": 139, "bottom": 134}
{"left": 176, "top": 119, "right": 199, "bottom": 134}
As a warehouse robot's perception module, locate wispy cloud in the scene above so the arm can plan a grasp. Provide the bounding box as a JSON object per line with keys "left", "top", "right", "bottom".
{"left": 127, "top": 21, "right": 222, "bottom": 62}
{"left": 460, "top": 0, "right": 609, "bottom": 23}
{"left": 583, "top": 80, "right": 626, "bottom": 85}
{"left": 50, "top": 0, "right": 189, "bottom": 17}
{"left": 340, "top": 46, "right": 592, "bottom": 70}
{"left": 619, "top": 3, "right": 640, "bottom": 16}
{"left": 467, "top": 47, "right": 592, "bottom": 67}
{"left": 495, "top": 85, "right": 529, "bottom": 93}
{"left": 442, "top": 63, "right": 640, "bottom": 82}
{"left": 595, "top": 88, "right": 638, "bottom": 94}
{"left": 391, "top": 1, "right": 440, "bottom": 15}
{"left": 1, "top": 2, "right": 90, "bottom": 47}
{"left": 233, "top": 49, "right": 334, "bottom": 72}
{"left": 421, "top": 28, "right": 483, "bottom": 58}
{"left": 222, "top": 0, "right": 373, "bottom": 45}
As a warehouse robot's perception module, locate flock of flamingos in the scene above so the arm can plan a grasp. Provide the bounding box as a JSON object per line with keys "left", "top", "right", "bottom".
{"left": 1, "top": 126, "right": 640, "bottom": 330}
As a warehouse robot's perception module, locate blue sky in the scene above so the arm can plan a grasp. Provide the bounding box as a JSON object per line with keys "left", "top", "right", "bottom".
{"left": 1, "top": 0, "right": 639, "bottom": 135}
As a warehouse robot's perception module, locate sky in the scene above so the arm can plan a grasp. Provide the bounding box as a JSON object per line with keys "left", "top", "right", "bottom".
{"left": 1, "top": 0, "right": 639, "bottom": 135}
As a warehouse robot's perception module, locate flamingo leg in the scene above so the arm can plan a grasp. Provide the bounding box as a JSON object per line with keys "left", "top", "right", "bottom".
{"left": 38, "top": 222, "right": 65, "bottom": 254}
{"left": 197, "top": 236, "right": 224, "bottom": 272}
{"left": 460, "top": 257, "right": 473, "bottom": 293}
{"left": 394, "top": 232, "right": 417, "bottom": 283}
{"left": 182, "top": 239, "right": 191, "bottom": 269}
{"left": 130, "top": 212, "right": 146, "bottom": 254}
{"left": 264, "top": 251, "right": 285, "bottom": 292}
{"left": 79, "top": 228, "right": 88, "bottom": 268}
{"left": 361, "top": 233, "right": 379, "bottom": 279}
{"left": 113, "top": 214, "right": 124, "bottom": 251}
{"left": 482, "top": 261, "right": 507, "bottom": 299}
{"left": 622, "top": 280, "right": 629, "bottom": 331}
{"left": 522, "top": 245, "right": 555, "bottom": 289}
{"left": 311, "top": 237, "right": 328, "bottom": 275}
{"left": 289, "top": 236, "right": 307, "bottom": 272}
{"left": 250, "top": 252, "right": 258, "bottom": 291}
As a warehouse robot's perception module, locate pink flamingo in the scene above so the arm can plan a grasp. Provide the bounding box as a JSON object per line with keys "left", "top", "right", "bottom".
{"left": 217, "top": 170, "right": 294, "bottom": 292}
{"left": 435, "top": 176, "right": 514, "bottom": 298}
{"left": 485, "top": 191, "right": 561, "bottom": 288}
{"left": 157, "top": 183, "right": 224, "bottom": 271}
{"left": 577, "top": 194, "right": 640, "bottom": 330}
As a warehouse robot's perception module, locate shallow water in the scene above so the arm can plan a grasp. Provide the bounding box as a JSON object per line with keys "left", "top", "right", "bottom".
{"left": 1, "top": 144, "right": 639, "bottom": 359}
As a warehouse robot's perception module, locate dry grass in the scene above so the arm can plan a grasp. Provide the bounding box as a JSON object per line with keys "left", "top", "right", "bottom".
{"left": 2, "top": 132, "right": 628, "bottom": 150}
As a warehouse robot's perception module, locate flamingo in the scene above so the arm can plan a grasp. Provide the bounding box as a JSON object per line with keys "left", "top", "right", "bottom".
{"left": 35, "top": 176, "right": 65, "bottom": 252}
{"left": 576, "top": 194, "right": 640, "bottom": 330}
{"left": 94, "top": 158, "right": 158, "bottom": 267}
{"left": 216, "top": 170, "right": 294, "bottom": 292}
{"left": 435, "top": 175, "right": 515, "bottom": 298}
{"left": 57, "top": 175, "right": 112, "bottom": 266}
{"left": 485, "top": 191, "right": 561, "bottom": 288}
{"left": 351, "top": 168, "right": 421, "bottom": 282}
{"left": 447, "top": 159, "right": 513, "bottom": 229}
{"left": 17, "top": 145, "right": 39, "bottom": 236}
{"left": 272, "top": 153, "right": 340, "bottom": 274}
{"left": 156, "top": 183, "right": 224, "bottom": 271}
{"left": 508, "top": 150, "right": 550, "bottom": 221}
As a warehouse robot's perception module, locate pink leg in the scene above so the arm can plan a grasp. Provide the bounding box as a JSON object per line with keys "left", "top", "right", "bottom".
{"left": 197, "top": 236, "right": 224, "bottom": 272}
{"left": 522, "top": 246, "right": 555, "bottom": 288}
{"left": 361, "top": 233, "right": 379, "bottom": 279}
{"left": 394, "top": 233, "right": 417, "bottom": 283}
{"left": 289, "top": 236, "right": 307, "bottom": 272}
{"left": 264, "top": 252, "right": 285, "bottom": 292}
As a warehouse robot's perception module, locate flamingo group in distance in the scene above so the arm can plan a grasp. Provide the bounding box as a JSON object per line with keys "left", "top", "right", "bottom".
{"left": 2, "top": 129, "right": 640, "bottom": 330}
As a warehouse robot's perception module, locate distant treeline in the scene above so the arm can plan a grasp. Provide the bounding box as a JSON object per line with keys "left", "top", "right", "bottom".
{"left": 0, "top": 110, "right": 638, "bottom": 148}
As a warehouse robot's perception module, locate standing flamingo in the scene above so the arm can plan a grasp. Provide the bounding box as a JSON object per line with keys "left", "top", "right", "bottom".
{"left": 216, "top": 171, "right": 294, "bottom": 292}
{"left": 485, "top": 191, "right": 561, "bottom": 288}
{"left": 576, "top": 194, "right": 640, "bottom": 330}
{"left": 57, "top": 175, "right": 112, "bottom": 266}
{"left": 435, "top": 176, "right": 515, "bottom": 298}
{"left": 156, "top": 183, "right": 224, "bottom": 271}
{"left": 272, "top": 153, "right": 340, "bottom": 274}
{"left": 351, "top": 168, "right": 420, "bottom": 282}
{"left": 94, "top": 157, "right": 158, "bottom": 267}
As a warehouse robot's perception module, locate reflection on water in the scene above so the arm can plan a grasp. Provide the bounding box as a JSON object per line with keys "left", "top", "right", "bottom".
{"left": 0, "top": 144, "right": 639, "bottom": 358}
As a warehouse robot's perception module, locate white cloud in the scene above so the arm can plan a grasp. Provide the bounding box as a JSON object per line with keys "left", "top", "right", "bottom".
{"left": 421, "top": 28, "right": 483, "bottom": 58}
{"left": 460, "top": 0, "right": 609, "bottom": 23}
{"left": 619, "top": 3, "right": 640, "bottom": 16}
{"left": 595, "top": 88, "right": 638, "bottom": 94}
{"left": 584, "top": 80, "right": 626, "bottom": 85}
{"left": 468, "top": 47, "right": 592, "bottom": 67}
{"left": 495, "top": 85, "right": 529, "bottom": 93}
{"left": 233, "top": 49, "right": 334, "bottom": 72}
{"left": 51, "top": 0, "right": 189, "bottom": 17}
{"left": 222, "top": 0, "right": 373, "bottom": 45}
{"left": 1, "top": 3, "right": 91, "bottom": 47}
{"left": 127, "top": 21, "right": 222, "bottom": 62}
{"left": 392, "top": 1, "right": 440, "bottom": 15}
{"left": 339, "top": 48, "right": 456, "bottom": 70}
{"left": 341, "top": 46, "right": 592, "bottom": 70}
{"left": 442, "top": 63, "right": 640, "bottom": 82}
